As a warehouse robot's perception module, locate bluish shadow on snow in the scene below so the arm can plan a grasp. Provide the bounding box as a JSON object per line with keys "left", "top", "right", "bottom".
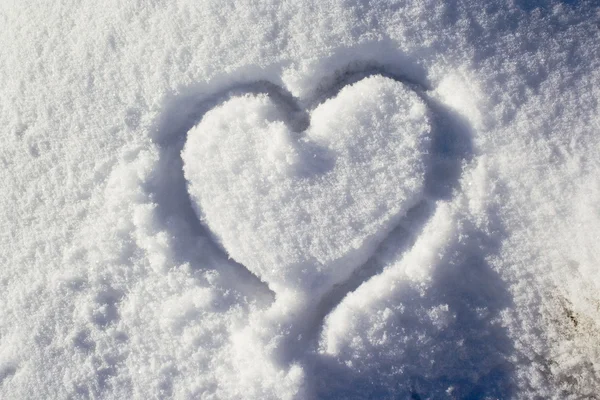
{"left": 146, "top": 63, "right": 443, "bottom": 318}
{"left": 290, "top": 65, "right": 473, "bottom": 339}
{"left": 303, "top": 63, "right": 430, "bottom": 110}
{"left": 421, "top": 95, "right": 473, "bottom": 200}
{"left": 297, "top": 66, "right": 514, "bottom": 398}
{"left": 304, "top": 193, "right": 518, "bottom": 398}
{"left": 515, "top": 0, "right": 579, "bottom": 11}
{"left": 147, "top": 61, "right": 516, "bottom": 398}
{"left": 309, "top": 212, "right": 515, "bottom": 398}
{"left": 143, "top": 80, "right": 309, "bottom": 302}
{"left": 311, "top": 230, "right": 516, "bottom": 399}
{"left": 301, "top": 64, "right": 472, "bottom": 199}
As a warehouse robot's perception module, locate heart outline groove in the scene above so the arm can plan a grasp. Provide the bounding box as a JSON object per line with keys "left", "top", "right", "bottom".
{"left": 182, "top": 75, "right": 432, "bottom": 301}
{"left": 140, "top": 63, "right": 475, "bottom": 397}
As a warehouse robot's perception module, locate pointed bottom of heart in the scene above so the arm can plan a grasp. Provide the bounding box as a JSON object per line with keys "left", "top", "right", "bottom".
{"left": 226, "top": 292, "right": 314, "bottom": 399}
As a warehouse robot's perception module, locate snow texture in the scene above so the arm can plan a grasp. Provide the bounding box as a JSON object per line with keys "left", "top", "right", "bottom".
{"left": 183, "top": 76, "right": 430, "bottom": 299}
{"left": 1, "top": 0, "right": 600, "bottom": 399}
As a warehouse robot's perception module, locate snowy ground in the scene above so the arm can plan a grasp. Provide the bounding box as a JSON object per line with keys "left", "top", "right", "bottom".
{"left": 1, "top": 1, "right": 600, "bottom": 399}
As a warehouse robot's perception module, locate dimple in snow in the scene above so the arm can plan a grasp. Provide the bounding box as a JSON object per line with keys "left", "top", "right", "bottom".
{"left": 182, "top": 75, "right": 431, "bottom": 300}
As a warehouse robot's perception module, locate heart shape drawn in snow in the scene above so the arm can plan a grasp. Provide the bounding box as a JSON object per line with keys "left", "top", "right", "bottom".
{"left": 182, "top": 75, "right": 431, "bottom": 299}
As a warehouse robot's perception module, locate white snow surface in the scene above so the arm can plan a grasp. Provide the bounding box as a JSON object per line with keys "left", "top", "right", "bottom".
{"left": 1, "top": 1, "right": 600, "bottom": 399}
{"left": 183, "top": 76, "right": 430, "bottom": 299}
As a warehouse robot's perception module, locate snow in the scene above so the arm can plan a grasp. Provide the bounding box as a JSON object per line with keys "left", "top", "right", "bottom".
{"left": 1, "top": 0, "right": 600, "bottom": 399}
{"left": 182, "top": 76, "right": 430, "bottom": 299}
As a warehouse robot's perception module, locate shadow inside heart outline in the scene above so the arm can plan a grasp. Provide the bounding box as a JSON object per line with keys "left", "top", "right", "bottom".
{"left": 142, "top": 63, "right": 516, "bottom": 396}
{"left": 149, "top": 64, "right": 470, "bottom": 283}
{"left": 184, "top": 75, "right": 436, "bottom": 305}
{"left": 150, "top": 65, "right": 471, "bottom": 335}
